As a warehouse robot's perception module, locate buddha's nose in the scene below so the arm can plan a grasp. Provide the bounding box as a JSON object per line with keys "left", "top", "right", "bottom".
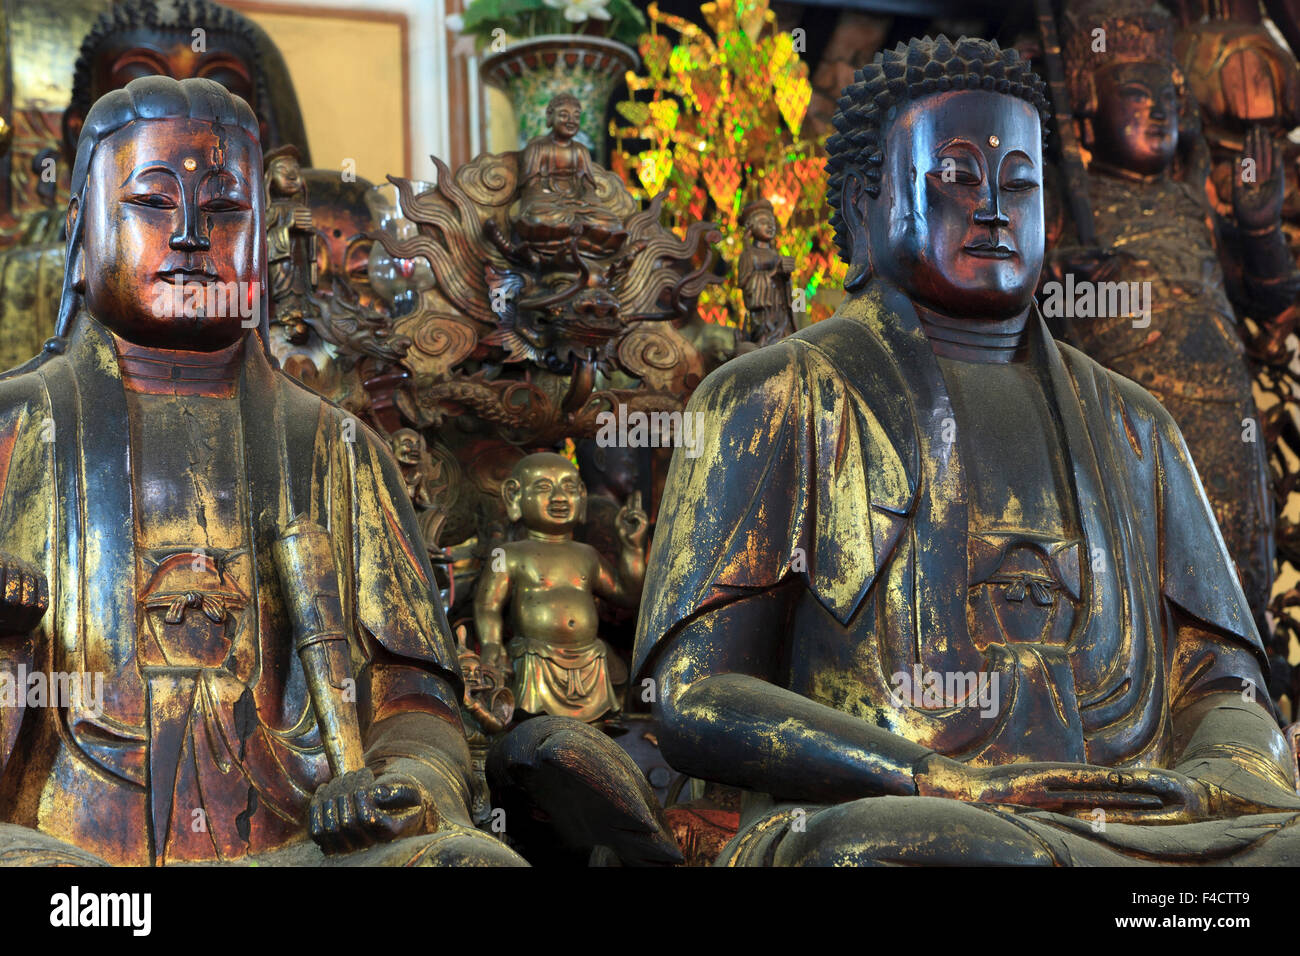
{"left": 171, "top": 201, "right": 211, "bottom": 253}
{"left": 170, "top": 223, "right": 211, "bottom": 253}
{"left": 973, "top": 199, "right": 1009, "bottom": 229}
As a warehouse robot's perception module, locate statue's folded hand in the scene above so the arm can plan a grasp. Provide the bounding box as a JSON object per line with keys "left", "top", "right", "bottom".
{"left": 309, "top": 767, "right": 428, "bottom": 854}
{"left": 0, "top": 552, "right": 48, "bottom": 637}
{"left": 916, "top": 754, "right": 1209, "bottom": 821}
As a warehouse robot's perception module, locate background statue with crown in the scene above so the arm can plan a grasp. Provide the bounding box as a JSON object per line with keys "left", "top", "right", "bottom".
{"left": 1044, "top": 0, "right": 1299, "bottom": 673}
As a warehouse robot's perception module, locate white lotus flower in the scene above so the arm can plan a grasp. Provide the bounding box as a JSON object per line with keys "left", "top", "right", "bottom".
{"left": 543, "top": 0, "right": 612, "bottom": 23}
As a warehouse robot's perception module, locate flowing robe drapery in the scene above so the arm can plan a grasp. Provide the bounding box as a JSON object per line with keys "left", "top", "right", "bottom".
{"left": 0, "top": 316, "right": 463, "bottom": 865}
{"left": 633, "top": 280, "right": 1300, "bottom": 863}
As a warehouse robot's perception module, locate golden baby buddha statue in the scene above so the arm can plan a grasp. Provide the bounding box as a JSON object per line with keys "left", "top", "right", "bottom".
{"left": 475, "top": 452, "right": 646, "bottom": 724}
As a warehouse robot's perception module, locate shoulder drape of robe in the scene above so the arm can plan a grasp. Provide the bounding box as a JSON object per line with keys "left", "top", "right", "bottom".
{"left": 0, "top": 316, "right": 462, "bottom": 782}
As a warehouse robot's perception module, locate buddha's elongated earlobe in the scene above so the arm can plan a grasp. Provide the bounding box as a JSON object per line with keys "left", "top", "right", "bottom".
{"left": 842, "top": 173, "right": 873, "bottom": 292}
{"left": 65, "top": 197, "right": 86, "bottom": 293}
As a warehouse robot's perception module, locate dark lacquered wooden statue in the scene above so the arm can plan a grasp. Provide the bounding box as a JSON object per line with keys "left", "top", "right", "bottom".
{"left": 634, "top": 35, "right": 1300, "bottom": 865}
{"left": 0, "top": 77, "right": 523, "bottom": 866}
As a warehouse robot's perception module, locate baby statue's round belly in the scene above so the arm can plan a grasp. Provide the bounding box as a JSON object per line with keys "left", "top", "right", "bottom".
{"left": 510, "top": 585, "right": 601, "bottom": 645}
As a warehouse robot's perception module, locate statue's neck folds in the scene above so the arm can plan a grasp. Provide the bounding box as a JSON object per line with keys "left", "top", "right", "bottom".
{"left": 109, "top": 329, "right": 246, "bottom": 397}
{"left": 914, "top": 303, "right": 1030, "bottom": 364}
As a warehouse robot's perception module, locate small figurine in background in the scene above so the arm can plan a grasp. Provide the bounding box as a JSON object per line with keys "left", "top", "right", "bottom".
{"left": 513, "top": 94, "right": 627, "bottom": 255}
{"left": 474, "top": 452, "right": 647, "bottom": 723}
{"left": 455, "top": 624, "right": 516, "bottom": 826}
{"left": 456, "top": 624, "right": 516, "bottom": 738}
{"left": 737, "top": 199, "right": 797, "bottom": 346}
{"left": 264, "top": 144, "right": 319, "bottom": 343}
{"left": 390, "top": 427, "right": 447, "bottom": 549}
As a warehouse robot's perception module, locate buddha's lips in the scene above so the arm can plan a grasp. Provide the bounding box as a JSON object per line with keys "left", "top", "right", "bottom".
{"left": 963, "top": 242, "right": 1015, "bottom": 259}
{"left": 157, "top": 268, "right": 219, "bottom": 283}
{"left": 547, "top": 503, "right": 571, "bottom": 518}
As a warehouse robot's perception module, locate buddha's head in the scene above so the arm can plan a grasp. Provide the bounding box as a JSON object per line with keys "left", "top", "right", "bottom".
{"left": 545, "top": 94, "right": 582, "bottom": 143}
{"left": 741, "top": 199, "right": 778, "bottom": 243}
{"left": 391, "top": 428, "right": 424, "bottom": 467}
{"left": 1065, "top": 0, "right": 1181, "bottom": 177}
{"left": 503, "top": 453, "right": 587, "bottom": 535}
{"left": 63, "top": 0, "right": 279, "bottom": 165}
{"left": 827, "top": 35, "right": 1050, "bottom": 320}
{"left": 61, "top": 76, "right": 265, "bottom": 352}
{"left": 265, "top": 145, "right": 304, "bottom": 201}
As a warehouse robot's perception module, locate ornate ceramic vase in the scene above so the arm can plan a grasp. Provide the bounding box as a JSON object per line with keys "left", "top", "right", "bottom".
{"left": 480, "top": 34, "right": 639, "bottom": 163}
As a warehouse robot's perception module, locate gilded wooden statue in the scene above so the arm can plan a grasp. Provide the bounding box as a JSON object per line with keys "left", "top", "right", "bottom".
{"left": 1051, "top": 0, "right": 1298, "bottom": 628}
{"left": 0, "top": 77, "right": 524, "bottom": 866}
{"left": 1173, "top": 3, "right": 1300, "bottom": 709}
{"left": 634, "top": 34, "right": 1300, "bottom": 865}
{"left": 0, "top": 0, "right": 312, "bottom": 371}
{"left": 264, "top": 144, "right": 319, "bottom": 344}
{"left": 475, "top": 453, "right": 647, "bottom": 723}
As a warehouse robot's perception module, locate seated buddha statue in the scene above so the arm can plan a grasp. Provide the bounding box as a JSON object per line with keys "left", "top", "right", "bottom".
{"left": 514, "top": 94, "right": 627, "bottom": 257}
{"left": 0, "top": 77, "right": 522, "bottom": 867}
{"left": 633, "top": 35, "right": 1300, "bottom": 866}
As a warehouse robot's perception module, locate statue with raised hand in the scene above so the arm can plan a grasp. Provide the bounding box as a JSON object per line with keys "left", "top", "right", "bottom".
{"left": 1050, "top": 0, "right": 1297, "bottom": 630}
